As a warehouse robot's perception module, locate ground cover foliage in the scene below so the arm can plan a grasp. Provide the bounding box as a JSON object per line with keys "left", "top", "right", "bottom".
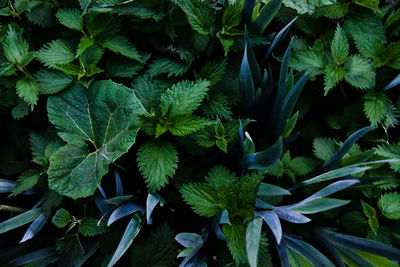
{"left": 1, "top": 0, "right": 400, "bottom": 266}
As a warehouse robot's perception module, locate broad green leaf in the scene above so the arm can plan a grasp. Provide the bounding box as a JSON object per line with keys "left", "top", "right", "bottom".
{"left": 56, "top": 9, "right": 83, "bottom": 31}
{"left": 180, "top": 182, "right": 220, "bottom": 217}
{"left": 378, "top": 192, "right": 400, "bottom": 220}
{"left": 137, "top": 140, "right": 178, "bottom": 192}
{"left": 47, "top": 80, "right": 147, "bottom": 199}
{"left": 16, "top": 76, "right": 39, "bottom": 106}
{"left": 324, "top": 64, "right": 345, "bottom": 95}
{"left": 52, "top": 209, "right": 71, "bottom": 228}
{"left": 37, "top": 40, "right": 75, "bottom": 68}
{"left": 35, "top": 70, "right": 73, "bottom": 95}
{"left": 0, "top": 209, "right": 41, "bottom": 234}
{"left": 100, "top": 35, "right": 142, "bottom": 62}
{"left": 246, "top": 217, "right": 263, "bottom": 267}
{"left": 289, "top": 157, "right": 317, "bottom": 176}
{"left": 107, "top": 214, "right": 142, "bottom": 267}
{"left": 222, "top": 1, "right": 243, "bottom": 29}
{"left": 313, "top": 137, "right": 337, "bottom": 161}
{"left": 344, "top": 55, "right": 375, "bottom": 89}
{"left": 160, "top": 80, "right": 210, "bottom": 116}
{"left": 331, "top": 25, "right": 349, "bottom": 64}
{"left": 343, "top": 10, "right": 386, "bottom": 42}
{"left": 166, "top": 115, "right": 210, "bottom": 136}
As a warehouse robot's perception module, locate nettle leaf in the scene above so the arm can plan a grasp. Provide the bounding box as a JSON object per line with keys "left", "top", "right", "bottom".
{"left": 37, "top": 39, "right": 75, "bottom": 68}
{"left": 100, "top": 35, "right": 142, "bottom": 62}
{"left": 137, "top": 140, "right": 178, "bottom": 192}
{"left": 56, "top": 9, "right": 83, "bottom": 31}
{"left": 290, "top": 49, "right": 328, "bottom": 76}
{"left": 344, "top": 55, "right": 375, "bottom": 89}
{"left": 35, "top": 70, "right": 73, "bottom": 95}
{"left": 361, "top": 200, "right": 379, "bottom": 233}
{"left": 378, "top": 192, "right": 400, "bottom": 220}
{"left": 16, "top": 76, "right": 39, "bottom": 106}
{"left": 324, "top": 64, "right": 345, "bottom": 95}
{"left": 11, "top": 169, "right": 41, "bottom": 196}
{"left": 47, "top": 80, "right": 147, "bottom": 199}
{"left": 147, "top": 57, "right": 190, "bottom": 78}
{"left": 52, "top": 209, "right": 71, "bottom": 228}
{"left": 3, "top": 26, "right": 35, "bottom": 66}
{"left": 173, "top": 0, "right": 215, "bottom": 35}
{"left": 79, "top": 218, "right": 107, "bottom": 236}
{"left": 363, "top": 93, "right": 388, "bottom": 126}
{"left": 313, "top": 137, "right": 337, "bottom": 161}
{"left": 331, "top": 25, "right": 349, "bottom": 64}
{"left": 160, "top": 79, "right": 210, "bottom": 116}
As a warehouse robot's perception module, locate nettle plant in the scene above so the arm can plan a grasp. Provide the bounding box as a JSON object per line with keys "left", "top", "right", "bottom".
{"left": 1, "top": 0, "right": 400, "bottom": 266}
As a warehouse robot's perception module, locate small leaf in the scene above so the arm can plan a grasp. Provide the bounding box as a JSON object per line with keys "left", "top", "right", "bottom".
{"left": 37, "top": 40, "right": 75, "bottom": 68}
{"left": 378, "top": 192, "right": 400, "bottom": 220}
{"left": 79, "top": 218, "right": 107, "bottom": 236}
{"left": 361, "top": 200, "right": 379, "bottom": 233}
{"left": 100, "top": 35, "right": 142, "bottom": 62}
{"left": 52, "top": 209, "right": 71, "bottom": 228}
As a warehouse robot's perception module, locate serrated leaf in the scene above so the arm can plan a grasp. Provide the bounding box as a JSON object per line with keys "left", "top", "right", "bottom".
{"left": 56, "top": 9, "right": 83, "bottom": 31}
{"left": 160, "top": 79, "right": 210, "bottom": 116}
{"left": 52, "top": 209, "right": 71, "bottom": 228}
{"left": 283, "top": 0, "right": 335, "bottom": 14}
{"left": 173, "top": 0, "right": 215, "bottom": 34}
{"left": 313, "top": 137, "right": 337, "bottom": 161}
{"left": 11, "top": 169, "right": 41, "bottom": 196}
{"left": 363, "top": 93, "right": 388, "bottom": 126}
{"left": 223, "top": 221, "right": 247, "bottom": 264}
{"left": 37, "top": 39, "right": 75, "bottom": 68}
{"left": 166, "top": 115, "right": 210, "bottom": 136}
{"left": 343, "top": 10, "right": 386, "bottom": 41}
{"left": 378, "top": 192, "right": 400, "bottom": 220}
{"left": 79, "top": 218, "right": 107, "bottom": 236}
{"left": 344, "top": 55, "right": 375, "bottom": 89}
{"left": 147, "top": 57, "right": 190, "bottom": 78}
{"left": 361, "top": 200, "right": 379, "bottom": 233}
{"left": 3, "top": 25, "right": 35, "bottom": 66}
{"left": 180, "top": 182, "right": 220, "bottom": 217}
{"left": 137, "top": 140, "right": 178, "bottom": 192}
{"left": 35, "top": 70, "right": 73, "bottom": 95}
{"left": 16, "top": 76, "right": 39, "bottom": 106}
{"left": 47, "top": 81, "right": 147, "bottom": 199}
{"left": 100, "top": 35, "right": 142, "bottom": 62}
{"left": 324, "top": 64, "right": 345, "bottom": 95}
{"left": 331, "top": 25, "right": 349, "bottom": 64}
{"left": 289, "top": 157, "right": 316, "bottom": 176}
{"left": 76, "top": 36, "right": 95, "bottom": 57}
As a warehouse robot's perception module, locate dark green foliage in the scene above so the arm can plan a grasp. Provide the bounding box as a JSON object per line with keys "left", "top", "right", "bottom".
{"left": 1, "top": 0, "right": 400, "bottom": 266}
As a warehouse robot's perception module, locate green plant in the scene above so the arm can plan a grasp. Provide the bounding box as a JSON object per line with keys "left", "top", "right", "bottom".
{"left": 1, "top": 0, "right": 400, "bottom": 266}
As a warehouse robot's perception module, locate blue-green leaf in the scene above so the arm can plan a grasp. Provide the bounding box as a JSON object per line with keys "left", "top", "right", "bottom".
{"left": 107, "top": 214, "right": 142, "bottom": 267}
{"left": 246, "top": 217, "right": 263, "bottom": 267}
